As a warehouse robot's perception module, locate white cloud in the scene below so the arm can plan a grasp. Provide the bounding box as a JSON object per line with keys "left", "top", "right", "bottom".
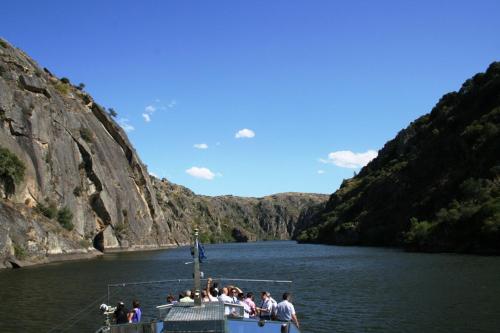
{"left": 118, "top": 118, "right": 134, "bottom": 132}
{"left": 145, "top": 105, "right": 156, "bottom": 114}
{"left": 142, "top": 113, "right": 151, "bottom": 122}
{"left": 235, "top": 128, "right": 255, "bottom": 139}
{"left": 322, "top": 150, "right": 378, "bottom": 168}
{"left": 317, "top": 170, "right": 325, "bottom": 174}
{"left": 186, "top": 167, "right": 215, "bottom": 180}
{"left": 167, "top": 100, "right": 177, "bottom": 108}
{"left": 149, "top": 172, "right": 158, "bottom": 178}
{"left": 193, "top": 143, "right": 208, "bottom": 149}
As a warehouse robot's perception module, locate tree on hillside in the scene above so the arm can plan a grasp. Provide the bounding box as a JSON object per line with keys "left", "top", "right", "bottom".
{"left": 0, "top": 146, "right": 25, "bottom": 199}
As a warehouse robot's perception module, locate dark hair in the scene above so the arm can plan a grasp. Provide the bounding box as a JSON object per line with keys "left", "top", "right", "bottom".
{"left": 133, "top": 300, "right": 140, "bottom": 308}
{"left": 238, "top": 292, "right": 245, "bottom": 299}
{"left": 282, "top": 292, "right": 291, "bottom": 300}
{"left": 210, "top": 287, "right": 218, "bottom": 297}
{"left": 246, "top": 292, "right": 253, "bottom": 299}
{"left": 167, "top": 294, "right": 175, "bottom": 302}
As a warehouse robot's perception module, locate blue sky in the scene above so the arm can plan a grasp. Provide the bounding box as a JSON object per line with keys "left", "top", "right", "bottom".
{"left": 2, "top": 1, "right": 499, "bottom": 197}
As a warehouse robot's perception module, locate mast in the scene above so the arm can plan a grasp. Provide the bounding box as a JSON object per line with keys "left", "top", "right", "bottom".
{"left": 193, "top": 228, "right": 202, "bottom": 306}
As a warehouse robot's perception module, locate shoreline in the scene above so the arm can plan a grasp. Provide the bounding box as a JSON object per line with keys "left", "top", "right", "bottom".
{"left": 0, "top": 243, "right": 188, "bottom": 270}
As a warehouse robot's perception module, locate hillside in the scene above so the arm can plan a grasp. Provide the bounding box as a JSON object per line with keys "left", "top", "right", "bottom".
{"left": 296, "top": 62, "right": 500, "bottom": 254}
{"left": 0, "top": 38, "right": 327, "bottom": 268}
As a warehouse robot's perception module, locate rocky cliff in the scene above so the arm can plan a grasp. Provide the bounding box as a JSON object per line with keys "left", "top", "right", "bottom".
{"left": 0, "top": 38, "right": 327, "bottom": 268}
{"left": 296, "top": 62, "right": 500, "bottom": 254}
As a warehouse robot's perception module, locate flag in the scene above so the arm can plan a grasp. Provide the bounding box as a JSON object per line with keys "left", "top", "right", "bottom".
{"left": 198, "top": 241, "right": 207, "bottom": 263}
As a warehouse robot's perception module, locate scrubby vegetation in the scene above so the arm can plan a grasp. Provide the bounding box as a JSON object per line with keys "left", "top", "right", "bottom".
{"left": 36, "top": 201, "right": 58, "bottom": 219}
{"left": 108, "top": 108, "right": 118, "bottom": 117}
{"left": 57, "top": 206, "right": 74, "bottom": 231}
{"left": 79, "top": 127, "right": 93, "bottom": 143}
{"left": 296, "top": 62, "right": 500, "bottom": 254}
{"left": 36, "top": 201, "right": 74, "bottom": 231}
{"left": 0, "top": 146, "right": 25, "bottom": 198}
{"left": 13, "top": 244, "right": 27, "bottom": 259}
{"left": 54, "top": 81, "right": 70, "bottom": 95}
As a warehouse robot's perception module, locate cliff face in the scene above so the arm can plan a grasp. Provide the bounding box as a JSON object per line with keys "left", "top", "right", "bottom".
{"left": 0, "top": 39, "right": 327, "bottom": 268}
{"left": 296, "top": 62, "right": 500, "bottom": 254}
{"left": 154, "top": 179, "right": 328, "bottom": 243}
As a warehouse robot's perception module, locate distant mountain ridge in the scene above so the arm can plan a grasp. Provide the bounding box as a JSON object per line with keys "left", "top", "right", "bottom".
{"left": 295, "top": 62, "right": 500, "bottom": 254}
{"left": 0, "top": 38, "right": 327, "bottom": 268}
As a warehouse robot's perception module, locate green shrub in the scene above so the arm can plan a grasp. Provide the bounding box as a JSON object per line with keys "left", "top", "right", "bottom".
{"left": 36, "top": 202, "right": 57, "bottom": 219}
{"left": 13, "top": 244, "right": 27, "bottom": 259}
{"left": 54, "top": 82, "right": 70, "bottom": 95}
{"left": 108, "top": 108, "right": 118, "bottom": 117}
{"left": 60, "top": 77, "right": 70, "bottom": 84}
{"left": 404, "top": 218, "right": 435, "bottom": 246}
{"left": 79, "top": 127, "right": 93, "bottom": 143}
{"left": 0, "top": 146, "right": 25, "bottom": 197}
{"left": 57, "top": 206, "right": 74, "bottom": 230}
{"left": 0, "top": 39, "right": 7, "bottom": 48}
{"left": 76, "top": 83, "right": 85, "bottom": 90}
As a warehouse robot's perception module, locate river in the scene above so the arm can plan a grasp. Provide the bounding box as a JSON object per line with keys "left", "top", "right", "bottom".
{"left": 1, "top": 241, "right": 499, "bottom": 333}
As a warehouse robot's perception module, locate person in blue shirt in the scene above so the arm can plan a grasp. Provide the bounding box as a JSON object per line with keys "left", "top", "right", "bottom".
{"left": 127, "top": 300, "right": 141, "bottom": 323}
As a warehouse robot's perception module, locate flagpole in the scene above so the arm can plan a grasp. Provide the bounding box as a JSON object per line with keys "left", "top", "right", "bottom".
{"left": 193, "top": 228, "right": 202, "bottom": 306}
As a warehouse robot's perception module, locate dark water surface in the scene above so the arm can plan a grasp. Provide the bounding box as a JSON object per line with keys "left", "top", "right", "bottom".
{"left": 1, "top": 241, "right": 500, "bottom": 333}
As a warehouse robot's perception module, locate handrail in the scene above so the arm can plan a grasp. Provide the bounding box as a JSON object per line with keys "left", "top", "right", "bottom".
{"left": 107, "top": 277, "right": 293, "bottom": 303}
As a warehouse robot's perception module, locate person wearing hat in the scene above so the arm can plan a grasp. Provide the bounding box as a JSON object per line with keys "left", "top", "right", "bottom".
{"left": 113, "top": 301, "right": 129, "bottom": 324}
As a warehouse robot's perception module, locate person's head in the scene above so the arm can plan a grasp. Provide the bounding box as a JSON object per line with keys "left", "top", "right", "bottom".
{"left": 261, "top": 291, "right": 268, "bottom": 300}
{"left": 231, "top": 288, "right": 238, "bottom": 297}
{"left": 237, "top": 292, "right": 245, "bottom": 300}
{"left": 222, "top": 287, "right": 228, "bottom": 296}
{"left": 117, "top": 301, "right": 124, "bottom": 309}
{"left": 132, "top": 300, "right": 140, "bottom": 308}
{"left": 201, "top": 290, "right": 207, "bottom": 298}
{"left": 210, "top": 287, "right": 218, "bottom": 297}
{"left": 167, "top": 294, "right": 175, "bottom": 303}
{"left": 184, "top": 289, "right": 192, "bottom": 297}
{"left": 282, "top": 292, "right": 291, "bottom": 301}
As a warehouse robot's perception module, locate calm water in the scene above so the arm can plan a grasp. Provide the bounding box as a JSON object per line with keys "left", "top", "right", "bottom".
{"left": 1, "top": 241, "right": 500, "bottom": 333}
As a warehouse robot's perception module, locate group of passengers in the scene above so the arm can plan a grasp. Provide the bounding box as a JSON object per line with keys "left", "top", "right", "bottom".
{"left": 164, "top": 277, "right": 299, "bottom": 328}
{"left": 113, "top": 300, "right": 142, "bottom": 325}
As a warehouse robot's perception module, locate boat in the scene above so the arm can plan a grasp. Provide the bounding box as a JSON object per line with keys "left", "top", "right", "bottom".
{"left": 95, "top": 229, "right": 302, "bottom": 333}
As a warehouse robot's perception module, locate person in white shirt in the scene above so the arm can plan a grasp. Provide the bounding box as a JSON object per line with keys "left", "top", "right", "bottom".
{"left": 267, "top": 292, "right": 278, "bottom": 319}
{"left": 276, "top": 292, "right": 299, "bottom": 329}
{"left": 179, "top": 290, "right": 194, "bottom": 303}
{"left": 218, "top": 287, "right": 233, "bottom": 303}
{"left": 237, "top": 293, "right": 251, "bottom": 318}
{"left": 205, "top": 278, "right": 219, "bottom": 302}
{"left": 256, "top": 291, "right": 273, "bottom": 320}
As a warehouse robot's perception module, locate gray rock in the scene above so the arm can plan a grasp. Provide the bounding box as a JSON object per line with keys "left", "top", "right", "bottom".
{"left": 0, "top": 38, "right": 328, "bottom": 268}
{"left": 18, "top": 74, "right": 51, "bottom": 98}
